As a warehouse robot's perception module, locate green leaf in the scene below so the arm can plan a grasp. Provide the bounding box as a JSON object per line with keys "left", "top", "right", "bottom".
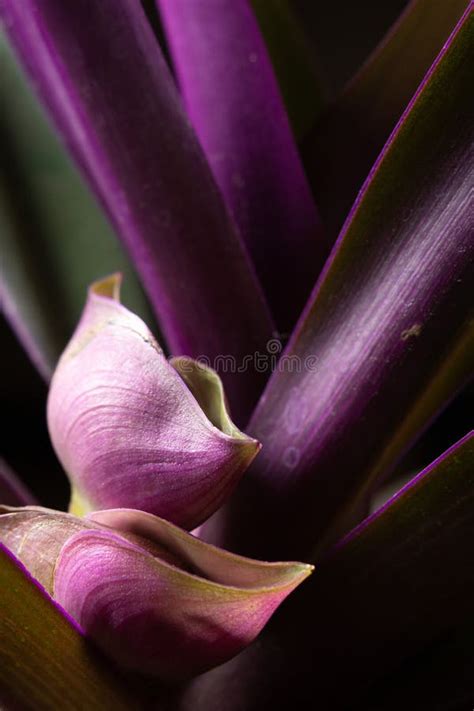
{"left": 0, "top": 544, "right": 137, "bottom": 709}
{"left": 0, "top": 170, "right": 62, "bottom": 379}
{"left": 0, "top": 31, "right": 156, "bottom": 378}
{"left": 250, "top": 0, "right": 325, "bottom": 139}
{"left": 302, "top": 0, "right": 470, "bottom": 235}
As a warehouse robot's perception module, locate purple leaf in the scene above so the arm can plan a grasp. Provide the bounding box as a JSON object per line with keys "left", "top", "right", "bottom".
{"left": 0, "top": 506, "right": 312, "bottom": 681}
{"left": 0, "top": 542, "right": 134, "bottom": 709}
{"left": 47, "top": 275, "right": 259, "bottom": 528}
{"left": 0, "top": 30, "right": 157, "bottom": 383}
{"left": 157, "top": 0, "right": 325, "bottom": 331}
{"left": 180, "top": 432, "right": 474, "bottom": 710}
{"left": 0, "top": 458, "right": 37, "bottom": 506}
{"left": 204, "top": 7, "right": 474, "bottom": 559}
{"left": 303, "top": 0, "right": 470, "bottom": 235}
{"left": 0, "top": 0, "right": 274, "bottom": 423}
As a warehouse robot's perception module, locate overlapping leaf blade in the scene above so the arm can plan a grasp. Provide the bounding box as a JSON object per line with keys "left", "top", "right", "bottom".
{"left": 0, "top": 0, "right": 274, "bottom": 423}
{"left": 157, "top": 0, "right": 325, "bottom": 331}
{"left": 0, "top": 544, "right": 137, "bottom": 710}
{"left": 182, "top": 433, "right": 474, "bottom": 710}
{"left": 204, "top": 7, "right": 474, "bottom": 559}
{"left": 303, "top": 0, "right": 470, "bottom": 235}
{"left": 0, "top": 31, "right": 155, "bottom": 378}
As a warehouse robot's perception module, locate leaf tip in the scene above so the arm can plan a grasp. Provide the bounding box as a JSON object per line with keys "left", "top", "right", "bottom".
{"left": 89, "top": 273, "right": 122, "bottom": 301}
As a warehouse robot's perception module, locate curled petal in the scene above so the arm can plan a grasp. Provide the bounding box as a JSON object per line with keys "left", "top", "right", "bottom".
{"left": 55, "top": 510, "right": 312, "bottom": 680}
{"left": 171, "top": 357, "right": 240, "bottom": 437}
{"left": 0, "top": 506, "right": 196, "bottom": 593}
{"left": 47, "top": 275, "right": 260, "bottom": 528}
{"left": 0, "top": 505, "right": 312, "bottom": 681}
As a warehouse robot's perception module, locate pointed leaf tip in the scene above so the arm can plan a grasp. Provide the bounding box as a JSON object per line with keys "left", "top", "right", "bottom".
{"left": 0, "top": 506, "right": 312, "bottom": 682}
{"left": 89, "top": 272, "right": 122, "bottom": 301}
{"left": 55, "top": 511, "right": 312, "bottom": 680}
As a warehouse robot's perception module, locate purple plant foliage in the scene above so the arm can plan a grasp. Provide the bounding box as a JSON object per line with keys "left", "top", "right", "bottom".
{"left": 0, "top": 0, "right": 472, "bottom": 708}
{"left": 0, "top": 0, "right": 275, "bottom": 424}
{"left": 157, "top": 0, "right": 326, "bottom": 331}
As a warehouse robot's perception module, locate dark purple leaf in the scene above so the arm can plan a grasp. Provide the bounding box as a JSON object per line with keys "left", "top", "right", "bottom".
{"left": 0, "top": 0, "right": 274, "bottom": 423}
{"left": 0, "top": 30, "right": 157, "bottom": 382}
{"left": 157, "top": 0, "right": 326, "bottom": 331}
{"left": 204, "top": 7, "right": 474, "bottom": 559}
{"left": 181, "top": 432, "right": 474, "bottom": 710}
{"left": 302, "top": 0, "right": 470, "bottom": 236}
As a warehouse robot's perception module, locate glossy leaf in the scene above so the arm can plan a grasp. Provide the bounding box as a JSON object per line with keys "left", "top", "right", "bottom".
{"left": 0, "top": 31, "right": 155, "bottom": 379}
{"left": 204, "top": 7, "right": 474, "bottom": 559}
{"left": 47, "top": 275, "right": 259, "bottom": 528}
{"left": 0, "top": 458, "right": 37, "bottom": 506}
{"left": 157, "top": 0, "right": 325, "bottom": 331}
{"left": 0, "top": 506, "right": 312, "bottom": 681}
{"left": 0, "top": 0, "right": 274, "bottom": 423}
{"left": 0, "top": 543, "right": 135, "bottom": 710}
{"left": 302, "top": 0, "right": 470, "bottom": 235}
{"left": 182, "top": 433, "right": 474, "bottom": 710}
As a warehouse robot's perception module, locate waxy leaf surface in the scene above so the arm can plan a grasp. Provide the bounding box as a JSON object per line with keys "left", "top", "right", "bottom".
{"left": 157, "top": 0, "right": 324, "bottom": 332}
{"left": 205, "top": 8, "right": 474, "bottom": 559}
